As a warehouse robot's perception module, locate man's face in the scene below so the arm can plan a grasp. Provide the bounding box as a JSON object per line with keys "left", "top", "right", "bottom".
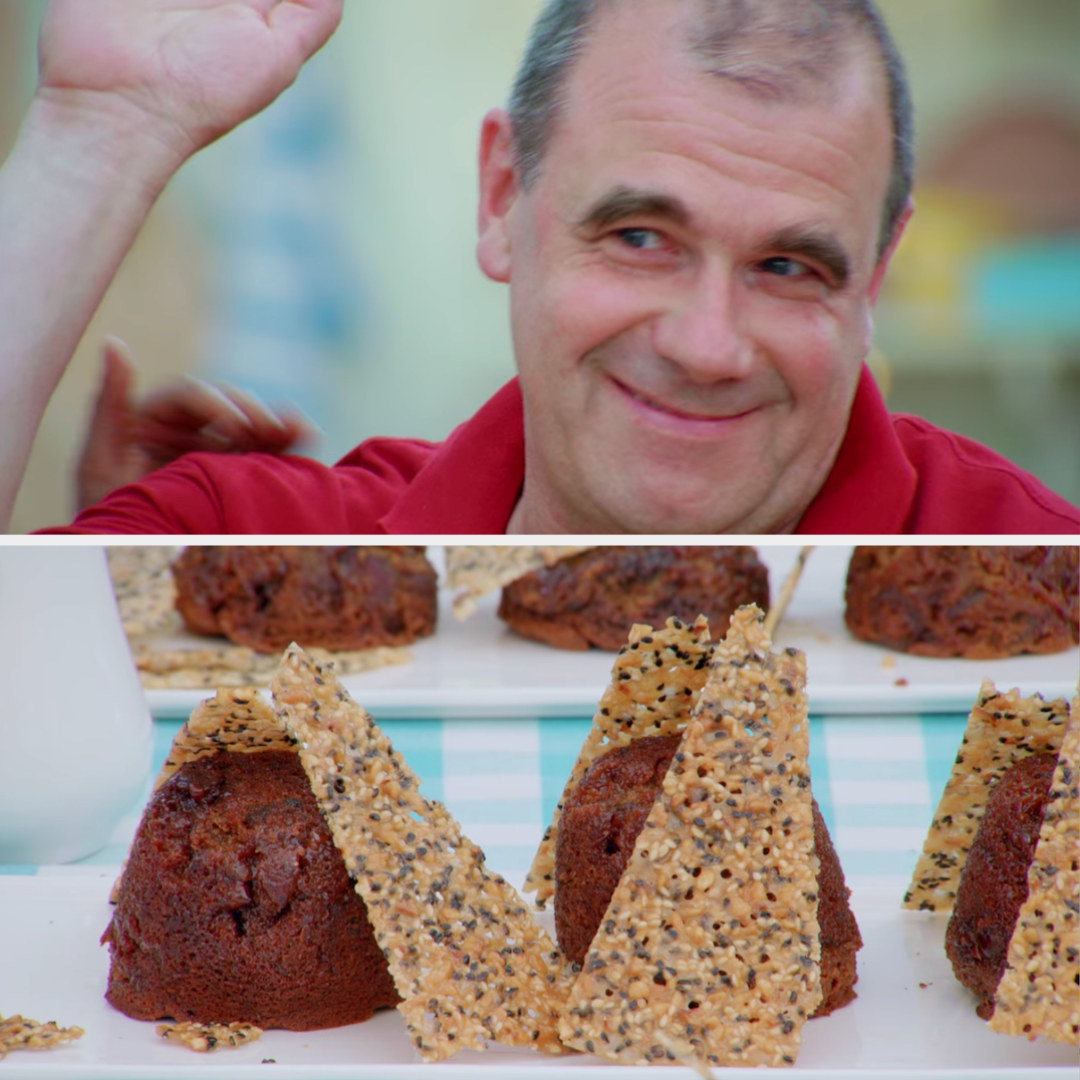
{"left": 478, "top": 0, "right": 897, "bottom": 533}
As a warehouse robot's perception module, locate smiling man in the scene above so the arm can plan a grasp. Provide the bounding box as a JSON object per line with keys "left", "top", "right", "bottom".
{"left": 480, "top": 0, "right": 902, "bottom": 534}
{"left": 4, "top": 0, "right": 1079, "bottom": 534}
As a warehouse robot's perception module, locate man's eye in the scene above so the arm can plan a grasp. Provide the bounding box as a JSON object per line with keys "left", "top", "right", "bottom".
{"left": 758, "top": 256, "right": 813, "bottom": 278}
{"left": 616, "top": 227, "right": 665, "bottom": 251}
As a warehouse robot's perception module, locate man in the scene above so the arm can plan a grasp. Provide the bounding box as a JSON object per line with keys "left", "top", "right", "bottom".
{"left": 6, "top": 0, "right": 1079, "bottom": 533}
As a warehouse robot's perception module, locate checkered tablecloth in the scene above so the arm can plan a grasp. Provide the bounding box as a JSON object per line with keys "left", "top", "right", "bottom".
{"left": 5, "top": 710, "right": 967, "bottom": 894}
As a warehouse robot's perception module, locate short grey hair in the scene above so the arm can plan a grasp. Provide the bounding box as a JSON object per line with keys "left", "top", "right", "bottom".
{"left": 508, "top": 0, "right": 914, "bottom": 259}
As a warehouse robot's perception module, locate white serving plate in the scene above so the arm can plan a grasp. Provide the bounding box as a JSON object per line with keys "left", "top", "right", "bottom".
{"left": 1, "top": 874, "right": 1074, "bottom": 1079}
{"left": 142, "top": 546, "right": 1079, "bottom": 720}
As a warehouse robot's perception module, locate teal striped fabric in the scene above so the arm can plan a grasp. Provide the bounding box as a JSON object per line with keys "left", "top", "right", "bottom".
{"left": 7, "top": 712, "right": 968, "bottom": 894}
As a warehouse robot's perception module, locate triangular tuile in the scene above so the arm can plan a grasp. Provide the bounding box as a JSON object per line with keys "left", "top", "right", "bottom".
{"left": 524, "top": 615, "right": 714, "bottom": 907}
{"left": 270, "top": 644, "right": 574, "bottom": 1062}
{"left": 153, "top": 686, "right": 293, "bottom": 789}
{"left": 903, "top": 681, "right": 1071, "bottom": 912}
{"left": 557, "top": 606, "right": 822, "bottom": 1071}
{"left": 989, "top": 700, "right": 1079, "bottom": 1045}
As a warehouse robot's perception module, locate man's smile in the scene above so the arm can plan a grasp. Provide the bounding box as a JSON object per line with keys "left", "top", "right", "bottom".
{"left": 605, "top": 372, "right": 764, "bottom": 434}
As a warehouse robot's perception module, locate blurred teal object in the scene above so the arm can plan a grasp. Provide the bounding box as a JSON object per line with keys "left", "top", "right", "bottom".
{"left": 969, "top": 237, "right": 1080, "bottom": 339}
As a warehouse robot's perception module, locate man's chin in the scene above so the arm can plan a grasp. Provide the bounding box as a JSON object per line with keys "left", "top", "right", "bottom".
{"left": 582, "top": 477, "right": 772, "bottom": 535}
{"left": 575, "top": 426, "right": 826, "bottom": 534}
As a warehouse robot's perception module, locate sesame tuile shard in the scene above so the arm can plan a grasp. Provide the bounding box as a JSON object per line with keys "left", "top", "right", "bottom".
{"left": 270, "top": 644, "right": 574, "bottom": 1062}
{"left": 107, "top": 545, "right": 179, "bottom": 637}
{"left": 989, "top": 701, "right": 1079, "bottom": 1046}
{"left": 153, "top": 687, "right": 295, "bottom": 790}
{"left": 558, "top": 606, "right": 822, "bottom": 1071}
{"left": 445, "top": 545, "right": 593, "bottom": 619}
{"left": 524, "top": 615, "right": 715, "bottom": 908}
{"left": 0, "top": 1014, "right": 84, "bottom": 1060}
{"left": 156, "top": 1021, "right": 263, "bottom": 1052}
{"left": 132, "top": 642, "right": 411, "bottom": 690}
{"left": 903, "top": 681, "right": 1071, "bottom": 912}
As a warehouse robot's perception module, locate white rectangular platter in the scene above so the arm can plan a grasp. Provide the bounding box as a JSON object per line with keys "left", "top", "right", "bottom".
{"left": 2, "top": 874, "right": 1075, "bottom": 1079}
{"left": 143, "top": 546, "right": 1079, "bottom": 720}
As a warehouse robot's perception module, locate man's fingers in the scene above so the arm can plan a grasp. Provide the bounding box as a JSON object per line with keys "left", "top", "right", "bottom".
{"left": 135, "top": 377, "right": 257, "bottom": 452}
{"left": 76, "top": 336, "right": 144, "bottom": 511}
{"left": 141, "top": 376, "right": 248, "bottom": 427}
{"left": 136, "top": 377, "right": 314, "bottom": 455}
{"left": 271, "top": 403, "right": 320, "bottom": 448}
{"left": 211, "top": 383, "right": 303, "bottom": 450}
{"left": 217, "top": 384, "right": 320, "bottom": 450}
{"left": 81, "top": 335, "right": 138, "bottom": 466}
{"left": 92, "top": 350, "right": 316, "bottom": 457}
{"left": 93, "top": 336, "right": 137, "bottom": 423}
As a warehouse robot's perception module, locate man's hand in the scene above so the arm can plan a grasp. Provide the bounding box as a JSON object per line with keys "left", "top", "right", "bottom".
{"left": 0, "top": 0, "right": 343, "bottom": 530}
{"left": 76, "top": 337, "right": 316, "bottom": 512}
{"left": 37, "top": 0, "right": 344, "bottom": 167}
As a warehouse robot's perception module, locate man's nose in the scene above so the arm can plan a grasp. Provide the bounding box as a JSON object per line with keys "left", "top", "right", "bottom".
{"left": 651, "top": 264, "right": 754, "bottom": 382}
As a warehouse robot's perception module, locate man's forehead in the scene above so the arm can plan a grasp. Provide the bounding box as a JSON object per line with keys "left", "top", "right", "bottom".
{"left": 684, "top": 0, "right": 857, "bottom": 103}
{"left": 573, "top": 0, "right": 881, "bottom": 112}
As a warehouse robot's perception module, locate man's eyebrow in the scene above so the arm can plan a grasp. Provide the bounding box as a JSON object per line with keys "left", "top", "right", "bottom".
{"left": 578, "top": 191, "right": 853, "bottom": 286}
{"left": 576, "top": 186, "right": 691, "bottom": 232}
{"left": 766, "top": 225, "right": 851, "bottom": 287}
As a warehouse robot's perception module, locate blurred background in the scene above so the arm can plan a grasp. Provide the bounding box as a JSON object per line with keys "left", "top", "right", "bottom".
{"left": 3, "top": 0, "right": 1079, "bottom": 532}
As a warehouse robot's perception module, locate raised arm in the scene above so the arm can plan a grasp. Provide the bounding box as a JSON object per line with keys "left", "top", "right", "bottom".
{"left": 0, "top": 0, "right": 342, "bottom": 531}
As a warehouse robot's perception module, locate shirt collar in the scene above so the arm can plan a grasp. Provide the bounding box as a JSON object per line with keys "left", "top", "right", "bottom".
{"left": 795, "top": 365, "right": 917, "bottom": 533}
{"left": 379, "top": 379, "right": 525, "bottom": 533}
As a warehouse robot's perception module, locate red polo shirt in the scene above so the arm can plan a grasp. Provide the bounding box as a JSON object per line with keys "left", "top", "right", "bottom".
{"left": 43, "top": 367, "right": 1080, "bottom": 534}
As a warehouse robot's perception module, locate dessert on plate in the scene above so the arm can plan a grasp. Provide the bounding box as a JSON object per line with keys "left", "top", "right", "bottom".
{"left": 102, "top": 649, "right": 568, "bottom": 1058}
{"left": 904, "top": 681, "right": 1079, "bottom": 1045}
{"left": 497, "top": 545, "right": 770, "bottom": 650}
{"left": 527, "top": 606, "right": 852, "bottom": 1069}
{"left": 172, "top": 545, "right": 438, "bottom": 652}
{"left": 844, "top": 545, "right": 1079, "bottom": 659}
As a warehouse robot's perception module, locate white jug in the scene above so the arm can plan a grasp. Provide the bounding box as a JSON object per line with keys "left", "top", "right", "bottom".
{"left": 0, "top": 545, "right": 152, "bottom": 864}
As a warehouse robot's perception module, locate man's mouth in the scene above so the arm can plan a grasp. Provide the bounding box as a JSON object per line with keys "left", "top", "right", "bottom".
{"left": 610, "top": 375, "right": 757, "bottom": 427}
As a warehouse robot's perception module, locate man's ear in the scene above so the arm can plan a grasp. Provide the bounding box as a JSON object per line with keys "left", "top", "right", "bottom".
{"left": 476, "top": 108, "right": 519, "bottom": 283}
{"left": 868, "top": 198, "right": 914, "bottom": 304}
